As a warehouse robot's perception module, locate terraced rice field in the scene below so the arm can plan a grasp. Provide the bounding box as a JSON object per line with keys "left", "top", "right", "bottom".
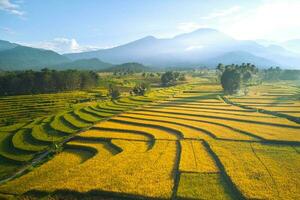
{"left": 0, "top": 91, "right": 105, "bottom": 126}
{"left": 0, "top": 83, "right": 187, "bottom": 182}
{"left": 0, "top": 80, "right": 299, "bottom": 199}
{"left": 227, "top": 82, "right": 300, "bottom": 118}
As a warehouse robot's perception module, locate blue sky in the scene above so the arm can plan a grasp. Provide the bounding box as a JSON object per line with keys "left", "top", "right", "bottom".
{"left": 0, "top": 0, "right": 299, "bottom": 53}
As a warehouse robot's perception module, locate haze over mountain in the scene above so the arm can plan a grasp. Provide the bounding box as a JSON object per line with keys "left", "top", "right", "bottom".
{"left": 1, "top": 28, "right": 300, "bottom": 70}
{"left": 65, "top": 28, "right": 300, "bottom": 69}
{"left": 202, "top": 51, "right": 277, "bottom": 68}
{"left": 281, "top": 39, "right": 300, "bottom": 54}
{"left": 256, "top": 39, "right": 300, "bottom": 55}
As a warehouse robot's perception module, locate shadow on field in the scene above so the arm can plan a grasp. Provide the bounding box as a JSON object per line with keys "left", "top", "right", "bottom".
{"left": 22, "top": 189, "right": 169, "bottom": 200}
{"left": 221, "top": 96, "right": 300, "bottom": 124}
{"left": 140, "top": 107, "right": 300, "bottom": 129}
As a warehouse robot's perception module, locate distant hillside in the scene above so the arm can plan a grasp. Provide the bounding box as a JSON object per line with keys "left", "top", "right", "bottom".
{"left": 0, "top": 40, "right": 18, "bottom": 51}
{"left": 49, "top": 58, "right": 113, "bottom": 70}
{"left": 0, "top": 45, "right": 69, "bottom": 70}
{"left": 3, "top": 28, "right": 300, "bottom": 70}
{"left": 203, "top": 51, "right": 277, "bottom": 68}
{"left": 0, "top": 40, "right": 113, "bottom": 71}
{"left": 64, "top": 28, "right": 300, "bottom": 69}
{"left": 282, "top": 39, "right": 300, "bottom": 54}
{"left": 64, "top": 36, "right": 161, "bottom": 64}
{"left": 103, "top": 62, "right": 150, "bottom": 73}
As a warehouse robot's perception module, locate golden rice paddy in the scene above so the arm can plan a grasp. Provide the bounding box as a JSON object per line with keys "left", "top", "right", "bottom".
{"left": 0, "top": 80, "right": 299, "bottom": 199}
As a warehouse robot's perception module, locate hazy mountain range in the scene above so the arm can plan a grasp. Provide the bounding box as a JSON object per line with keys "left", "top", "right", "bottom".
{"left": 256, "top": 39, "right": 300, "bottom": 54}
{"left": 282, "top": 40, "right": 300, "bottom": 54}
{"left": 0, "top": 40, "right": 69, "bottom": 70}
{"left": 1, "top": 28, "right": 300, "bottom": 70}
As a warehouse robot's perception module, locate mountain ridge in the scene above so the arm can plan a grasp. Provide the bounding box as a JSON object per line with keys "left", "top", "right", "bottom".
{"left": 0, "top": 45, "right": 70, "bottom": 70}
{"left": 1, "top": 28, "right": 300, "bottom": 70}
{"left": 0, "top": 40, "right": 18, "bottom": 51}
{"left": 64, "top": 28, "right": 300, "bottom": 69}
{"left": 48, "top": 58, "right": 113, "bottom": 70}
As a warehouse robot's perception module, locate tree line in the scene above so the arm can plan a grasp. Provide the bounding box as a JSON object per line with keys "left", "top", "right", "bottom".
{"left": 0, "top": 69, "right": 99, "bottom": 95}
{"left": 217, "top": 63, "right": 300, "bottom": 95}
{"left": 263, "top": 67, "right": 300, "bottom": 81}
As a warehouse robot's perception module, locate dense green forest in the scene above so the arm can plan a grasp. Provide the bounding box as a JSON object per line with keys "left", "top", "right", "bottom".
{"left": 0, "top": 69, "right": 99, "bottom": 95}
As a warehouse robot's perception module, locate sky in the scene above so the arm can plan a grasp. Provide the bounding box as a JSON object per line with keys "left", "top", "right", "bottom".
{"left": 0, "top": 0, "right": 300, "bottom": 53}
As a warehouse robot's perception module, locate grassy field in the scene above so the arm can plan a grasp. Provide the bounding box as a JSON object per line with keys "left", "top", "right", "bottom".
{"left": 0, "top": 75, "right": 299, "bottom": 199}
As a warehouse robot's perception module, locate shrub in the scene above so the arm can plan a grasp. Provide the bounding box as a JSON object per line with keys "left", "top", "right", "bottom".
{"left": 161, "top": 71, "right": 181, "bottom": 86}
{"left": 108, "top": 84, "right": 121, "bottom": 100}
{"left": 131, "top": 83, "right": 150, "bottom": 96}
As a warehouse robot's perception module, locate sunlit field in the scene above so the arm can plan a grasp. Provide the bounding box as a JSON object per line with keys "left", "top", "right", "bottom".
{"left": 1, "top": 0, "right": 300, "bottom": 199}
{"left": 227, "top": 82, "right": 300, "bottom": 118}
{"left": 0, "top": 74, "right": 299, "bottom": 200}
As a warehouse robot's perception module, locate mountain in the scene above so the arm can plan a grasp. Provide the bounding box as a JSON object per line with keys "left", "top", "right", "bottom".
{"left": 0, "top": 44, "right": 69, "bottom": 70}
{"left": 3, "top": 29, "right": 300, "bottom": 70}
{"left": 65, "top": 28, "right": 300, "bottom": 69}
{"left": 65, "top": 29, "right": 235, "bottom": 65}
{"left": 202, "top": 51, "right": 277, "bottom": 67}
{"left": 0, "top": 40, "right": 18, "bottom": 51}
{"left": 49, "top": 58, "right": 113, "bottom": 70}
{"left": 281, "top": 39, "right": 300, "bottom": 54}
{"left": 0, "top": 40, "right": 114, "bottom": 71}
{"left": 173, "top": 28, "right": 234, "bottom": 47}
{"left": 103, "top": 62, "right": 150, "bottom": 73}
{"left": 65, "top": 36, "right": 161, "bottom": 64}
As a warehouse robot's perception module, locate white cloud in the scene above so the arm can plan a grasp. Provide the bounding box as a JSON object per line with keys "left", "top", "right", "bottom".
{"left": 201, "top": 6, "right": 241, "bottom": 20}
{"left": 0, "top": 0, "right": 24, "bottom": 16}
{"left": 24, "top": 38, "right": 100, "bottom": 54}
{"left": 177, "top": 22, "right": 208, "bottom": 33}
{"left": 222, "top": 0, "right": 300, "bottom": 41}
